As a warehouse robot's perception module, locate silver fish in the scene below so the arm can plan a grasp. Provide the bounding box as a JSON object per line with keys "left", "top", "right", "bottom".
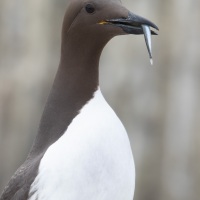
{"left": 142, "top": 25, "right": 153, "bottom": 65}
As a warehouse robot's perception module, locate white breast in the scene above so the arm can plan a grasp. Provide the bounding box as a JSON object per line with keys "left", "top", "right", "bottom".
{"left": 29, "top": 88, "right": 135, "bottom": 200}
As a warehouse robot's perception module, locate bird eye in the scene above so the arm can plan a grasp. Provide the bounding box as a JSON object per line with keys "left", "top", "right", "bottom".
{"left": 85, "top": 4, "right": 95, "bottom": 14}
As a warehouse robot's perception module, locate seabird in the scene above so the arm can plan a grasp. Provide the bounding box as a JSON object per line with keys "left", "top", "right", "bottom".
{"left": 0, "top": 0, "right": 158, "bottom": 199}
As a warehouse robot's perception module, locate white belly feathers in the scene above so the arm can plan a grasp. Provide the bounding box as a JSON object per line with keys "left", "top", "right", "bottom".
{"left": 29, "top": 88, "right": 135, "bottom": 200}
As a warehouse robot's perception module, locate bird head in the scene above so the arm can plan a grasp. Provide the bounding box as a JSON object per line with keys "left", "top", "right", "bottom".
{"left": 62, "top": 0, "right": 159, "bottom": 62}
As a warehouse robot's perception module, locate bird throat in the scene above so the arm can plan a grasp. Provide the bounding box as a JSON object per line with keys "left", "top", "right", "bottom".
{"left": 29, "top": 35, "right": 104, "bottom": 158}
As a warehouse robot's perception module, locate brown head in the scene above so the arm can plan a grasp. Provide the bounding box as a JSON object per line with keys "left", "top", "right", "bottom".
{"left": 61, "top": 0, "right": 158, "bottom": 61}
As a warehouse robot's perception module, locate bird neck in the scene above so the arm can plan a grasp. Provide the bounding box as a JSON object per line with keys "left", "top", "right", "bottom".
{"left": 29, "top": 36, "right": 106, "bottom": 157}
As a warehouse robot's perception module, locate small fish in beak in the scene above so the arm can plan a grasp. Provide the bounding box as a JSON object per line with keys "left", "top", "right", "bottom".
{"left": 142, "top": 25, "right": 153, "bottom": 65}
{"left": 99, "top": 11, "right": 158, "bottom": 65}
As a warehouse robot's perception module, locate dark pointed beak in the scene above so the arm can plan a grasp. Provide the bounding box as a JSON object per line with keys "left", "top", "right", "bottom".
{"left": 104, "top": 12, "right": 159, "bottom": 35}
{"left": 99, "top": 12, "right": 159, "bottom": 64}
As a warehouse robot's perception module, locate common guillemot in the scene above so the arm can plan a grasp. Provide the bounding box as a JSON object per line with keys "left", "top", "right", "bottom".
{"left": 0, "top": 0, "right": 158, "bottom": 199}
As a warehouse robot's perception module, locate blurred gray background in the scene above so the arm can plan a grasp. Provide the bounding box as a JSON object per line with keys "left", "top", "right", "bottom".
{"left": 0, "top": 0, "right": 200, "bottom": 200}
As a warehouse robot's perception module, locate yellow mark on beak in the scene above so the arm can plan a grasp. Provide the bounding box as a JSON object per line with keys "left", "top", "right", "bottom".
{"left": 98, "top": 20, "right": 108, "bottom": 25}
